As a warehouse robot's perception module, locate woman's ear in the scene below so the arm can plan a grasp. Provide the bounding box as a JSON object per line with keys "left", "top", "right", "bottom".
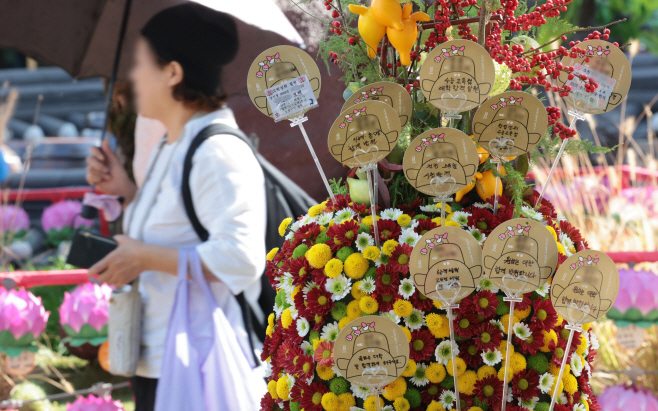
{"left": 166, "top": 60, "right": 185, "bottom": 88}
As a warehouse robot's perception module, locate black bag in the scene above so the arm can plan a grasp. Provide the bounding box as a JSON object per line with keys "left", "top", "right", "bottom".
{"left": 181, "top": 123, "right": 316, "bottom": 354}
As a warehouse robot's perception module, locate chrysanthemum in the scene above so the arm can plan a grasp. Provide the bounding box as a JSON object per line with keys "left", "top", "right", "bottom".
{"left": 306, "top": 287, "right": 335, "bottom": 316}
{"left": 413, "top": 217, "right": 438, "bottom": 236}
{"left": 473, "top": 376, "right": 503, "bottom": 408}
{"left": 359, "top": 277, "right": 376, "bottom": 294}
{"left": 327, "top": 220, "right": 360, "bottom": 249}
{"left": 460, "top": 340, "right": 483, "bottom": 368}
{"left": 373, "top": 290, "right": 397, "bottom": 312}
{"left": 404, "top": 308, "right": 426, "bottom": 331}
{"left": 473, "top": 290, "right": 498, "bottom": 318}
{"left": 466, "top": 206, "right": 498, "bottom": 235}
{"left": 333, "top": 208, "right": 357, "bottom": 224}
{"left": 455, "top": 307, "right": 479, "bottom": 338}
{"left": 398, "top": 228, "right": 422, "bottom": 247}
{"left": 355, "top": 232, "right": 374, "bottom": 252}
{"left": 481, "top": 349, "right": 502, "bottom": 366}
{"left": 297, "top": 317, "right": 310, "bottom": 337}
{"left": 530, "top": 298, "right": 558, "bottom": 331}
{"left": 435, "top": 340, "right": 458, "bottom": 365}
{"left": 476, "top": 276, "right": 499, "bottom": 293}
{"left": 511, "top": 369, "right": 540, "bottom": 401}
{"left": 351, "top": 382, "right": 371, "bottom": 400}
{"left": 548, "top": 338, "right": 571, "bottom": 367}
{"left": 325, "top": 274, "right": 351, "bottom": 301}
{"left": 535, "top": 282, "right": 550, "bottom": 297}
{"left": 570, "top": 353, "right": 584, "bottom": 377}
{"left": 518, "top": 396, "right": 539, "bottom": 410}
{"left": 314, "top": 341, "right": 334, "bottom": 368}
{"left": 421, "top": 203, "right": 447, "bottom": 213}
{"left": 521, "top": 205, "right": 544, "bottom": 222}
{"left": 558, "top": 232, "right": 576, "bottom": 257}
{"left": 538, "top": 372, "right": 554, "bottom": 394}
{"left": 439, "top": 390, "right": 456, "bottom": 410}
{"left": 450, "top": 211, "right": 470, "bottom": 226}
{"left": 559, "top": 220, "right": 588, "bottom": 250}
{"left": 409, "top": 289, "right": 435, "bottom": 312}
{"left": 299, "top": 381, "right": 329, "bottom": 411}
{"left": 512, "top": 322, "right": 531, "bottom": 340}
{"left": 399, "top": 278, "right": 416, "bottom": 299}
{"left": 374, "top": 265, "right": 401, "bottom": 294}
{"left": 381, "top": 208, "right": 404, "bottom": 221}
{"left": 410, "top": 329, "right": 436, "bottom": 362}
{"left": 316, "top": 212, "right": 334, "bottom": 226}
{"left": 421, "top": 384, "right": 443, "bottom": 404}
{"left": 516, "top": 329, "right": 543, "bottom": 355}
{"left": 489, "top": 319, "right": 504, "bottom": 331}
{"left": 389, "top": 243, "right": 413, "bottom": 274}
{"left": 467, "top": 227, "right": 487, "bottom": 245}
{"left": 381, "top": 310, "right": 400, "bottom": 324}
{"left": 472, "top": 322, "right": 503, "bottom": 352}
{"left": 294, "top": 353, "right": 315, "bottom": 381}
{"left": 410, "top": 363, "right": 429, "bottom": 387}
{"left": 321, "top": 321, "right": 339, "bottom": 342}
{"left": 375, "top": 218, "right": 402, "bottom": 242}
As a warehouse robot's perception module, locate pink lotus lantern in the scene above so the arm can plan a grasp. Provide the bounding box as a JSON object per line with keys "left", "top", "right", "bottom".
{"left": 607, "top": 267, "right": 658, "bottom": 327}
{"left": 0, "top": 205, "right": 30, "bottom": 235}
{"left": 41, "top": 200, "right": 93, "bottom": 246}
{"left": 66, "top": 395, "right": 124, "bottom": 411}
{"left": 0, "top": 287, "right": 49, "bottom": 357}
{"left": 59, "top": 283, "right": 112, "bottom": 347}
{"left": 598, "top": 385, "right": 658, "bottom": 411}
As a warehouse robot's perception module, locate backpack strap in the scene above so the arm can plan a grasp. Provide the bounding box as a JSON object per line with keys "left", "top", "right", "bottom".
{"left": 181, "top": 123, "right": 261, "bottom": 367}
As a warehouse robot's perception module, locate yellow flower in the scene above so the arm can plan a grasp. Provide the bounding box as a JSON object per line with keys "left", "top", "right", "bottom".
{"left": 515, "top": 305, "right": 531, "bottom": 319}
{"left": 499, "top": 340, "right": 514, "bottom": 359}
{"left": 352, "top": 282, "right": 367, "bottom": 299}
{"left": 397, "top": 214, "right": 412, "bottom": 227}
{"left": 458, "top": 370, "right": 477, "bottom": 395}
{"left": 432, "top": 299, "right": 444, "bottom": 309}
{"left": 268, "top": 313, "right": 275, "bottom": 327}
{"left": 426, "top": 362, "right": 446, "bottom": 384}
{"left": 347, "top": 300, "right": 363, "bottom": 320}
{"left": 477, "top": 365, "right": 496, "bottom": 380}
{"left": 582, "top": 323, "right": 591, "bottom": 332}
{"left": 431, "top": 217, "right": 441, "bottom": 226}
{"left": 266, "top": 323, "right": 274, "bottom": 337}
{"left": 394, "top": 397, "right": 411, "bottom": 411}
{"left": 402, "top": 359, "right": 417, "bottom": 377}
{"left": 382, "top": 239, "right": 399, "bottom": 256}
{"left": 576, "top": 335, "right": 588, "bottom": 355}
{"left": 546, "top": 226, "right": 558, "bottom": 242}
{"left": 338, "top": 316, "right": 351, "bottom": 330}
{"left": 446, "top": 220, "right": 461, "bottom": 227}
{"left": 321, "top": 392, "right": 339, "bottom": 411}
{"left": 510, "top": 353, "right": 527, "bottom": 374}
{"left": 313, "top": 338, "right": 325, "bottom": 351}
{"left": 308, "top": 204, "right": 325, "bottom": 217}
{"left": 541, "top": 330, "right": 558, "bottom": 353}
{"left": 446, "top": 358, "right": 466, "bottom": 377}
{"left": 325, "top": 258, "right": 344, "bottom": 278}
{"left": 276, "top": 375, "right": 290, "bottom": 400}
{"left": 267, "top": 379, "right": 278, "bottom": 400}
{"left": 363, "top": 246, "right": 381, "bottom": 261}
{"left": 425, "top": 313, "right": 444, "bottom": 334}
{"left": 500, "top": 314, "right": 521, "bottom": 334}
{"left": 393, "top": 300, "right": 413, "bottom": 317}
{"left": 344, "top": 252, "right": 369, "bottom": 279}
{"left": 266, "top": 247, "right": 279, "bottom": 261}
{"left": 281, "top": 308, "right": 293, "bottom": 328}
{"left": 359, "top": 296, "right": 379, "bottom": 314}
{"left": 427, "top": 401, "right": 446, "bottom": 411}
{"left": 468, "top": 408, "right": 484, "bottom": 411}
{"left": 383, "top": 377, "right": 407, "bottom": 400}
{"left": 557, "top": 242, "right": 566, "bottom": 255}
{"left": 364, "top": 395, "right": 385, "bottom": 411}
{"left": 317, "top": 364, "right": 335, "bottom": 380}
{"left": 278, "top": 217, "right": 292, "bottom": 236}
{"left": 548, "top": 377, "right": 564, "bottom": 397}
{"left": 497, "top": 366, "right": 512, "bottom": 381}
{"left": 556, "top": 315, "right": 564, "bottom": 326}
{"left": 428, "top": 314, "right": 450, "bottom": 339}
{"left": 338, "top": 392, "right": 356, "bottom": 409}
{"left": 362, "top": 215, "right": 380, "bottom": 227}
{"left": 307, "top": 244, "right": 333, "bottom": 268}
{"left": 401, "top": 326, "right": 412, "bottom": 342}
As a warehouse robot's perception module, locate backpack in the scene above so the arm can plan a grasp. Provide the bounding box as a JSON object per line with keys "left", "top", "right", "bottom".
{"left": 181, "top": 123, "right": 317, "bottom": 360}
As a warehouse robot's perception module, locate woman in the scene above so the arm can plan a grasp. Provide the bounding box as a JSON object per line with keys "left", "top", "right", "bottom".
{"left": 85, "top": 4, "right": 266, "bottom": 410}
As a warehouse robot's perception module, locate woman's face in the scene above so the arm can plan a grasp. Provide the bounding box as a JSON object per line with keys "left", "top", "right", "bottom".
{"left": 129, "top": 37, "right": 173, "bottom": 119}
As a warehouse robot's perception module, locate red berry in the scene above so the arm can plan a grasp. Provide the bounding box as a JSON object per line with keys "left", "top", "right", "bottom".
{"left": 348, "top": 37, "right": 355, "bottom": 45}
{"left": 331, "top": 10, "right": 339, "bottom": 18}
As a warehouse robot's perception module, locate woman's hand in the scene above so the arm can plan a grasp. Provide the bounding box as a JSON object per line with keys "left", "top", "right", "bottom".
{"left": 88, "top": 235, "right": 150, "bottom": 287}
{"left": 86, "top": 140, "right": 137, "bottom": 204}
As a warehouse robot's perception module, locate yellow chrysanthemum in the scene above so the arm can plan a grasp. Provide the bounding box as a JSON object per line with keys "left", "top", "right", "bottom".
{"left": 426, "top": 362, "right": 447, "bottom": 384}
{"left": 548, "top": 376, "right": 564, "bottom": 396}
{"left": 556, "top": 315, "right": 564, "bottom": 326}
{"left": 319, "top": 225, "right": 327, "bottom": 232}
{"left": 352, "top": 281, "right": 367, "bottom": 299}
{"left": 575, "top": 334, "right": 588, "bottom": 355}
{"left": 477, "top": 365, "right": 496, "bottom": 380}
{"left": 510, "top": 352, "right": 527, "bottom": 373}
{"left": 359, "top": 296, "right": 379, "bottom": 314}
{"left": 427, "top": 401, "right": 446, "bottom": 411}
{"left": 548, "top": 362, "right": 561, "bottom": 375}
{"left": 458, "top": 370, "right": 477, "bottom": 395}
{"left": 428, "top": 314, "right": 450, "bottom": 339}
{"left": 446, "top": 358, "right": 466, "bottom": 377}
{"left": 383, "top": 377, "right": 407, "bottom": 400}
{"left": 468, "top": 408, "right": 484, "bottom": 411}
{"left": 361, "top": 215, "right": 380, "bottom": 227}
{"left": 397, "top": 214, "right": 412, "bottom": 227}
{"left": 344, "top": 252, "right": 369, "bottom": 279}
{"left": 497, "top": 365, "right": 512, "bottom": 381}
{"left": 266, "top": 247, "right": 279, "bottom": 261}
{"left": 433, "top": 299, "right": 444, "bottom": 309}
{"left": 321, "top": 392, "right": 339, "bottom": 411}
{"left": 394, "top": 397, "right": 411, "bottom": 411}
{"left": 382, "top": 239, "right": 399, "bottom": 256}
{"left": 313, "top": 338, "right": 326, "bottom": 351}
{"left": 402, "top": 359, "right": 417, "bottom": 377}
{"left": 431, "top": 217, "right": 442, "bottom": 226}
{"left": 546, "top": 226, "right": 558, "bottom": 242}
{"left": 276, "top": 375, "right": 290, "bottom": 400}
{"left": 363, "top": 246, "right": 381, "bottom": 261}
{"left": 364, "top": 395, "right": 385, "bottom": 411}
{"left": 278, "top": 217, "right": 292, "bottom": 236}
{"left": 500, "top": 314, "right": 521, "bottom": 334}
{"left": 266, "top": 323, "right": 274, "bottom": 337}
{"left": 499, "top": 340, "right": 514, "bottom": 359}
{"left": 291, "top": 286, "right": 301, "bottom": 301}
{"left": 393, "top": 300, "right": 413, "bottom": 317}
{"left": 541, "top": 330, "right": 558, "bottom": 353}
{"left": 308, "top": 204, "right": 325, "bottom": 217}
{"left": 401, "top": 326, "right": 412, "bottom": 342}
{"left": 268, "top": 313, "right": 275, "bottom": 327}
{"left": 267, "top": 379, "right": 278, "bottom": 400}
{"left": 557, "top": 242, "right": 566, "bottom": 255}
{"left": 338, "top": 392, "right": 356, "bottom": 409}
{"left": 317, "top": 364, "right": 335, "bottom": 380}
{"left": 425, "top": 313, "right": 443, "bottom": 330}
{"left": 515, "top": 305, "right": 531, "bottom": 319}
{"left": 338, "top": 316, "right": 351, "bottom": 330}
{"left": 445, "top": 221, "right": 461, "bottom": 227}
{"left": 307, "top": 243, "right": 333, "bottom": 268}
{"left": 347, "top": 300, "right": 363, "bottom": 320}
{"left": 582, "top": 323, "right": 591, "bottom": 332}
{"left": 324, "top": 258, "right": 343, "bottom": 278}
{"left": 281, "top": 308, "right": 293, "bottom": 328}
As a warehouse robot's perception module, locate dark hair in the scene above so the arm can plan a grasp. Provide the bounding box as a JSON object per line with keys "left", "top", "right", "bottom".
{"left": 154, "top": 54, "right": 226, "bottom": 112}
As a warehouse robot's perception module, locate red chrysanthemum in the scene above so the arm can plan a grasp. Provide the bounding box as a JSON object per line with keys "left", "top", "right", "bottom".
{"left": 294, "top": 222, "right": 323, "bottom": 242}
{"left": 474, "top": 375, "right": 503, "bottom": 408}
{"left": 409, "top": 289, "right": 435, "bottom": 312}
{"left": 259, "top": 392, "right": 278, "bottom": 411}
{"left": 409, "top": 329, "right": 436, "bottom": 362}
{"left": 555, "top": 404, "right": 571, "bottom": 411}
{"left": 473, "top": 290, "right": 498, "bottom": 318}
{"left": 289, "top": 257, "right": 313, "bottom": 286}
{"left": 471, "top": 322, "right": 503, "bottom": 352}
{"left": 511, "top": 368, "right": 540, "bottom": 401}
{"left": 454, "top": 306, "right": 480, "bottom": 338}
{"left": 375, "top": 218, "right": 402, "bottom": 242}
{"left": 559, "top": 220, "right": 589, "bottom": 250}
{"left": 589, "top": 394, "right": 601, "bottom": 411}
{"left": 421, "top": 384, "right": 443, "bottom": 404}
{"left": 294, "top": 290, "right": 311, "bottom": 319}
{"left": 460, "top": 340, "right": 483, "bottom": 368}
{"left": 349, "top": 201, "right": 374, "bottom": 216}
{"left": 557, "top": 252, "right": 568, "bottom": 269}
{"left": 265, "top": 260, "right": 283, "bottom": 289}
{"left": 326, "top": 220, "right": 360, "bottom": 251}
{"left": 413, "top": 217, "right": 438, "bottom": 236}
{"left": 292, "top": 353, "right": 315, "bottom": 382}
{"left": 548, "top": 337, "right": 572, "bottom": 367}
{"left": 530, "top": 298, "right": 558, "bottom": 331}
{"left": 467, "top": 206, "right": 498, "bottom": 235}
{"left": 578, "top": 374, "right": 592, "bottom": 396}
{"left": 261, "top": 318, "right": 283, "bottom": 362}
{"left": 398, "top": 197, "right": 423, "bottom": 216}
{"left": 314, "top": 341, "right": 335, "bottom": 368}
{"left": 282, "top": 322, "right": 304, "bottom": 345}
{"left": 507, "top": 294, "right": 533, "bottom": 312}
{"left": 389, "top": 243, "right": 413, "bottom": 274}
{"left": 515, "top": 328, "right": 544, "bottom": 355}
{"left": 299, "top": 382, "right": 329, "bottom": 411}
{"left": 278, "top": 340, "right": 305, "bottom": 375}
{"left": 372, "top": 289, "right": 398, "bottom": 312}
{"left": 374, "top": 265, "right": 401, "bottom": 294}
{"left": 325, "top": 193, "right": 351, "bottom": 212}
{"left": 306, "top": 287, "right": 335, "bottom": 317}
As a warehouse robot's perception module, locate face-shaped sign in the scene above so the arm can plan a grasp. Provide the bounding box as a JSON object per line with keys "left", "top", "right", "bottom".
{"left": 328, "top": 101, "right": 401, "bottom": 167}
{"left": 550, "top": 250, "right": 619, "bottom": 324}
{"left": 483, "top": 218, "right": 558, "bottom": 296}
{"left": 557, "top": 40, "right": 631, "bottom": 115}
{"left": 410, "top": 226, "right": 483, "bottom": 303}
{"left": 403, "top": 128, "right": 479, "bottom": 197}
{"left": 473, "top": 92, "right": 548, "bottom": 157}
{"left": 420, "top": 40, "right": 495, "bottom": 112}
{"left": 335, "top": 315, "right": 410, "bottom": 388}
{"left": 247, "top": 45, "right": 322, "bottom": 118}
{"left": 342, "top": 82, "right": 413, "bottom": 128}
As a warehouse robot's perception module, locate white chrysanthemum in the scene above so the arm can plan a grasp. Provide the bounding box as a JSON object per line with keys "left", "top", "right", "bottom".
{"left": 435, "top": 340, "right": 459, "bottom": 365}
{"left": 300, "top": 214, "right": 317, "bottom": 225}
{"left": 349, "top": 407, "right": 366, "bottom": 411}
{"left": 507, "top": 388, "right": 514, "bottom": 403}
{"left": 404, "top": 308, "right": 426, "bottom": 331}
{"left": 280, "top": 272, "right": 296, "bottom": 295}
{"left": 289, "top": 305, "right": 298, "bottom": 319}
{"left": 264, "top": 359, "right": 273, "bottom": 378}
{"left": 521, "top": 205, "right": 544, "bottom": 222}
{"left": 420, "top": 204, "right": 441, "bottom": 213}
{"left": 477, "top": 276, "right": 500, "bottom": 293}
{"left": 513, "top": 322, "right": 531, "bottom": 340}
{"left": 451, "top": 211, "right": 470, "bottom": 226}
{"left": 557, "top": 392, "right": 567, "bottom": 404}
{"left": 273, "top": 301, "right": 284, "bottom": 317}
{"left": 467, "top": 227, "right": 487, "bottom": 245}
{"left": 334, "top": 208, "right": 357, "bottom": 224}
{"left": 296, "top": 317, "right": 309, "bottom": 337}
{"left": 355, "top": 232, "right": 375, "bottom": 252}
{"left": 351, "top": 382, "right": 371, "bottom": 400}
{"left": 410, "top": 363, "right": 429, "bottom": 387}
{"left": 359, "top": 278, "right": 376, "bottom": 294}
{"left": 538, "top": 372, "right": 554, "bottom": 394}
{"left": 285, "top": 231, "right": 295, "bottom": 241}
{"left": 583, "top": 359, "right": 592, "bottom": 378}
{"left": 289, "top": 218, "right": 305, "bottom": 232}
{"left": 399, "top": 278, "right": 416, "bottom": 299}
{"left": 481, "top": 349, "right": 503, "bottom": 366}
{"left": 519, "top": 396, "right": 538, "bottom": 410}
{"left": 589, "top": 331, "right": 600, "bottom": 350}
{"left": 489, "top": 319, "right": 504, "bottom": 331}
{"left": 570, "top": 354, "right": 584, "bottom": 377}
{"left": 326, "top": 274, "right": 352, "bottom": 301}
{"left": 381, "top": 208, "right": 404, "bottom": 221}
{"left": 301, "top": 341, "right": 314, "bottom": 356}
{"left": 321, "top": 321, "right": 340, "bottom": 342}
{"left": 473, "top": 202, "right": 493, "bottom": 209}
{"left": 559, "top": 232, "right": 576, "bottom": 257}
{"left": 302, "top": 282, "right": 319, "bottom": 297}
{"left": 574, "top": 404, "right": 586, "bottom": 411}
{"left": 557, "top": 213, "right": 568, "bottom": 222}
{"left": 535, "top": 282, "right": 550, "bottom": 297}
{"left": 382, "top": 310, "right": 400, "bottom": 324}
{"left": 399, "top": 228, "right": 422, "bottom": 246}
{"left": 317, "top": 212, "right": 334, "bottom": 226}
{"left": 439, "top": 390, "right": 456, "bottom": 410}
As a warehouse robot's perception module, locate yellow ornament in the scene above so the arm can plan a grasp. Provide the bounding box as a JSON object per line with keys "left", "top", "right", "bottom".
{"left": 386, "top": 3, "right": 430, "bottom": 66}
{"left": 348, "top": 4, "right": 387, "bottom": 58}
{"left": 370, "top": 0, "right": 404, "bottom": 31}
{"left": 476, "top": 168, "right": 506, "bottom": 202}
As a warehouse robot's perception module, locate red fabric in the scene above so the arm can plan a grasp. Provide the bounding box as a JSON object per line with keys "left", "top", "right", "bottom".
{"left": 606, "top": 251, "right": 658, "bottom": 264}
{"left": 0, "top": 269, "right": 90, "bottom": 288}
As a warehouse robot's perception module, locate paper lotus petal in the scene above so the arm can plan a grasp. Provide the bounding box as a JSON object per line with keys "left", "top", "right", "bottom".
{"left": 0, "top": 205, "right": 30, "bottom": 234}
{"left": 41, "top": 200, "right": 93, "bottom": 232}
{"left": 66, "top": 394, "right": 124, "bottom": 411}
{"left": 0, "top": 288, "right": 49, "bottom": 346}
{"left": 609, "top": 268, "right": 658, "bottom": 326}
{"left": 599, "top": 385, "right": 658, "bottom": 411}
{"left": 60, "top": 283, "right": 111, "bottom": 336}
